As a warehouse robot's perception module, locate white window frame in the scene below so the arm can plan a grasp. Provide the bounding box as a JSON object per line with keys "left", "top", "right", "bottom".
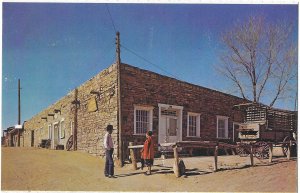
{"left": 216, "top": 115, "right": 229, "bottom": 139}
{"left": 134, "top": 105, "right": 154, "bottom": 135}
{"left": 60, "top": 119, "right": 65, "bottom": 139}
{"left": 187, "top": 112, "right": 201, "bottom": 137}
{"left": 48, "top": 124, "right": 52, "bottom": 139}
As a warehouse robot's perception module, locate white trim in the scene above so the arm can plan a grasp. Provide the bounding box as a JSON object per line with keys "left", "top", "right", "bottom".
{"left": 216, "top": 116, "right": 229, "bottom": 139}
{"left": 52, "top": 122, "right": 59, "bottom": 148}
{"left": 158, "top": 103, "right": 183, "bottom": 144}
{"left": 48, "top": 124, "right": 52, "bottom": 139}
{"left": 187, "top": 112, "right": 201, "bottom": 137}
{"left": 60, "top": 119, "right": 65, "bottom": 139}
{"left": 158, "top": 103, "right": 183, "bottom": 110}
{"left": 134, "top": 105, "right": 154, "bottom": 135}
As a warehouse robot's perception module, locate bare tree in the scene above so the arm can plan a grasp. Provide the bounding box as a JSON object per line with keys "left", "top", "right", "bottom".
{"left": 218, "top": 16, "right": 297, "bottom": 107}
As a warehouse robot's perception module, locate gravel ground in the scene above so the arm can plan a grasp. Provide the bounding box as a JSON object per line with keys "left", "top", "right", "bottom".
{"left": 1, "top": 147, "right": 297, "bottom": 192}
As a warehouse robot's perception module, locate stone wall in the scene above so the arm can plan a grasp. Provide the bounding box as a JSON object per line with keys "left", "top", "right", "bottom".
{"left": 120, "top": 64, "right": 247, "bottom": 158}
{"left": 24, "top": 64, "right": 119, "bottom": 157}
{"left": 75, "top": 64, "right": 118, "bottom": 157}
{"left": 23, "top": 92, "right": 74, "bottom": 148}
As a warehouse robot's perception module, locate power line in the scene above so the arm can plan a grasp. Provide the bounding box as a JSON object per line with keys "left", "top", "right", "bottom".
{"left": 105, "top": 4, "right": 117, "bottom": 33}
{"left": 121, "top": 44, "right": 180, "bottom": 80}
{"left": 104, "top": 4, "right": 180, "bottom": 81}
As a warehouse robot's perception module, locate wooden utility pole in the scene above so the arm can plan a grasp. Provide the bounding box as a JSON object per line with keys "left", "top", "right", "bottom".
{"left": 73, "top": 88, "right": 78, "bottom": 151}
{"left": 17, "top": 79, "right": 21, "bottom": 147}
{"left": 116, "top": 31, "right": 123, "bottom": 166}
{"left": 116, "top": 31, "right": 121, "bottom": 65}
{"left": 18, "top": 79, "right": 21, "bottom": 125}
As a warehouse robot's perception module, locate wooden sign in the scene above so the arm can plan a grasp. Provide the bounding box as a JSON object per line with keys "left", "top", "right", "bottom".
{"left": 88, "top": 97, "right": 98, "bottom": 112}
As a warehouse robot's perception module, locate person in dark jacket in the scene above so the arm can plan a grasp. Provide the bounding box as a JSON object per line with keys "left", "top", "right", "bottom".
{"left": 140, "top": 130, "right": 154, "bottom": 175}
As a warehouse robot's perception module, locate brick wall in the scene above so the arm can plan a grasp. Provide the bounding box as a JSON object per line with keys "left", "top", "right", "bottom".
{"left": 120, "top": 64, "right": 247, "bottom": 158}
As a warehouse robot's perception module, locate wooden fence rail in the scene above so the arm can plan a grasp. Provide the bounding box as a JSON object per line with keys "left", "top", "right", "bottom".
{"left": 127, "top": 140, "right": 296, "bottom": 177}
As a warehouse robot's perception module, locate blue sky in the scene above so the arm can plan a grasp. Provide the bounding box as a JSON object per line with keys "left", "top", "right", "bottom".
{"left": 2, "top": 3, "right": 298, "bottom": 130}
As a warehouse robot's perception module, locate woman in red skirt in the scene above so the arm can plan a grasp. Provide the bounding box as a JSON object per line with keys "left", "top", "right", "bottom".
{"left": 140, "top": 131, "right": 154, "bottom": 175}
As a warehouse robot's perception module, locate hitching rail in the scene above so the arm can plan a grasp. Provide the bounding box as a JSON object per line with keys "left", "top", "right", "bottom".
{"left": 127, "top": 140, "right": 296, "bottom": 177}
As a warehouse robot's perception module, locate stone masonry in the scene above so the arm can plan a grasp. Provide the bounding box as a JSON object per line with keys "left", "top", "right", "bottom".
{"left": 24, "top": 64, "right": 118, "bottom": 157}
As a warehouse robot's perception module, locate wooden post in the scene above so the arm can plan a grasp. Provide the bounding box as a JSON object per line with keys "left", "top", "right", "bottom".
{"left": 287, "top": 140, "right": 291, "bottom": 160}
{"left": 250, "top": 145, "right": 254, "bottom": 166}
{"left": 224, "top": 148, "right": 229, "bottom": 155}
{"left": 173, "top": 146, "right": 180, "bottom": 177}
{"left": 214, "top": 145, "right": 218, "bottom": 172}
{"left": 129, "top": 142, "right": 137, "bottom": 170}
{"left": 268, "top": 143, "right": 273, "bottom": 163}
{"left": 231, "top": 148, "right": 236, "bottom": 155}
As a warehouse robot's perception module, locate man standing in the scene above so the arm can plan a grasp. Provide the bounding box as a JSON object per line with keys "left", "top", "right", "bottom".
{"left": 103, "top": 124, "right": 115, "bottom": 178}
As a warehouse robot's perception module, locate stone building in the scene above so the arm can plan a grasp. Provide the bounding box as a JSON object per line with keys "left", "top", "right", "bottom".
{"left": 23, "top": 62, "right": 249, "bottom": 163}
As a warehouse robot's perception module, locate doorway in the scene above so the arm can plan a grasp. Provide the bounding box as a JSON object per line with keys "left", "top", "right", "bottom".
{"left": 158, "top": 104, "right": 183, "bottom": 145}
{"left": 31, "top": 130, "right": 34, "bottom": 147}
{"left": 52, "top": 123, "right": 59, "bottom": 149}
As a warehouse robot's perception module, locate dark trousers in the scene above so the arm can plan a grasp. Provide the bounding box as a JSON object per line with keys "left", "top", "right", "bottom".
{"left": 104, "top": 149, "right": 114, "bottom": 176}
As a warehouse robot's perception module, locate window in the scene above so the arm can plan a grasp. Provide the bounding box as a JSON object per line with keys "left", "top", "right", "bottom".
{"left": 48, "top": 124, "right": 52, "bottom": 139}
{"left": 187, "top": 113, "right": 201, "bottom": 137}
{"left": 60, "top": 120, "right": 65, "bottom": 139}
{"left": 134, "top": 106, "right": 153, "bottom": 135}
{"left": 217, "top": 116, "right": 229, "bottom": 138}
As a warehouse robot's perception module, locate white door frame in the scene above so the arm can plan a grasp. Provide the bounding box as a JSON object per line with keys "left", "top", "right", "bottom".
{"left": 52, "top": 122, "right": 59, "bottom": 149}
{"left": 158, "top": 103, "right": 183, "bottom": 144}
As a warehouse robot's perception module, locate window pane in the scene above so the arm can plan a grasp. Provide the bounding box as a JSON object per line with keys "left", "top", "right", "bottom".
{"left": 218, "top": 119, "right": 226, "bottom": 138}
{"left": 189, "top": 115, "right": 197, "bottom": 136}
{"left": 136, "top": 109, "right": 150, "bottom": 134}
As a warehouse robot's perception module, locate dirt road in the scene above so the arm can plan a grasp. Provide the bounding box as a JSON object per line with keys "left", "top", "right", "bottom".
{"left": 1, "top": 147, "right": 297, "bottom": 192}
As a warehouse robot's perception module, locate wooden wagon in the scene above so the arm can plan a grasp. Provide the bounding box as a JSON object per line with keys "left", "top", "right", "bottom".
{"left": 233, "top": 103, "right": 297, "bottom": 159}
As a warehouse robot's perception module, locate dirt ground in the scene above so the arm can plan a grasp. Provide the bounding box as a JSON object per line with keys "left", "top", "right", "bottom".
{"left": 1, "top": 147, "right": 297, "bottom": 192}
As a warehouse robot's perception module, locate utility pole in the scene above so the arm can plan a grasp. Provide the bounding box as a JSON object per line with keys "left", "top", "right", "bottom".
{"left": 116, "top": 31, "right": 123, "bottom": 166}
{"left": 18, "top": 79, "right": 21, "bottom": 125}
{"left": 73, "top": 88, "right": 78, "bottom": 151}
{"left": 17, "top": 79, "right": 21, "bottom": 147}
{"left": 116, "top": 31, "right": 121, "bottom": 64}
{"left": 294, "top": 90, "right": 298, "bottom": 111}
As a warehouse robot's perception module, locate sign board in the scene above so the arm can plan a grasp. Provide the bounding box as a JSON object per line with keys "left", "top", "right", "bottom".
{"left": 14, "top": 125, "right": 22, "bottom": 129}
{"left": 88, "top": 97, "right": 98, "bottom": 112}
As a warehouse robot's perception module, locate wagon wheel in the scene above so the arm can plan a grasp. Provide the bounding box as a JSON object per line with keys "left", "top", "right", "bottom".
{"left": 254, "top": 141, "right": 269, "bottom": 159}
{"left": 282, "top": 136, "right": 292, "bottom": 156}
{"left": 66, "top": 135, "right": 73, "bottom": 151}
{"left": 236, "top": 145, "right": 249, "bottom": 157}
